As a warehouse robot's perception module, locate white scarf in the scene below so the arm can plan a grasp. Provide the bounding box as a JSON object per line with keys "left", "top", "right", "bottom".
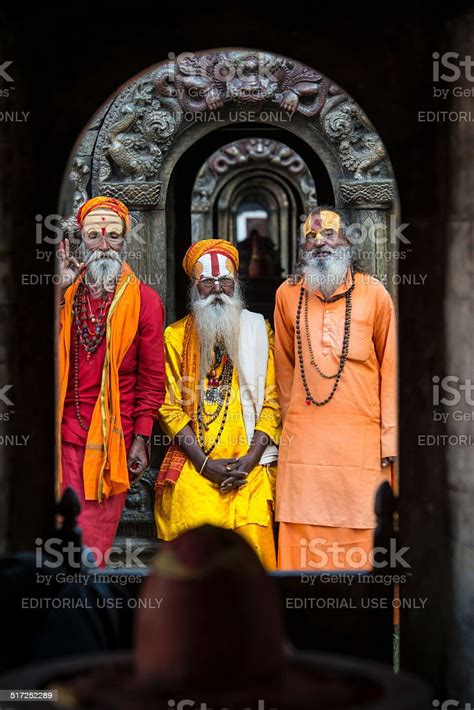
{"left": 237, "top": 309, "right": 279, "bottom": 465}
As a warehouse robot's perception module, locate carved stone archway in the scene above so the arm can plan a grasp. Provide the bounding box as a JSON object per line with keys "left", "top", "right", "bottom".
{"left": 59, "top": 48, "right": 399, "bottom": 552}
{"left": 61, "top": 47, "right": 399, "bottom": 309}
{"left": 191, "top": 137, "right": 318, "bottom": 278}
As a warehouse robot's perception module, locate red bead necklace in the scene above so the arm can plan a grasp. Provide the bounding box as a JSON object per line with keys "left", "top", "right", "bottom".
{"left": 72, "top": 282, "right": 114, "bottom": 430}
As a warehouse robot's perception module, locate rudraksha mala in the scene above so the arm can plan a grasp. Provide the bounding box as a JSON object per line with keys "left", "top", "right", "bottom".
{"left": 295, "top": 270, "right": 355, "bottom": 406}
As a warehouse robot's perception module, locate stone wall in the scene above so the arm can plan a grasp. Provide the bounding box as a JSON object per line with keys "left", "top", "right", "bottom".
{"left": 445, "top": 9, "right": 474, "bottom": 703}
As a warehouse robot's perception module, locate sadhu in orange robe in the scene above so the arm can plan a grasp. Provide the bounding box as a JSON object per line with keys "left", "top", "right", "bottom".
{"left": 274, "top": 268, "right": 397, "bottom": 571}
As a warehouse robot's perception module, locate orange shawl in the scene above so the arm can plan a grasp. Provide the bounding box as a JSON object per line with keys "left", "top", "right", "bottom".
{"left": 57, "top": 263, "right": 140, "bottom": 501}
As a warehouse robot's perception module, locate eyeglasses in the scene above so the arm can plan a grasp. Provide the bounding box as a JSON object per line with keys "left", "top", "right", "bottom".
{"left": 194, "top": 276, "right": 235, "bottom": 289}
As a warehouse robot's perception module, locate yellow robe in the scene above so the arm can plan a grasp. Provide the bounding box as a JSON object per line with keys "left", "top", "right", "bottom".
{"left": 155, "top": 315, "right": 281, "bottom": 570}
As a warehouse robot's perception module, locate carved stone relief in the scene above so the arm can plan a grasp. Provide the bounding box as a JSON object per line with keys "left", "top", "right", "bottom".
{"left": 63, "top": 49, "right": 393, "bottom": 213}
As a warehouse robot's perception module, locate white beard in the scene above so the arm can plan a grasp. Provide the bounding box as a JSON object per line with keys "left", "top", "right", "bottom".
{"left": 301, "top": 245, "right": 353, "bottom": 298}
{"left": 190, "top": 282, "right": 245, "bottom": 383}
{"left": 80, "top": 244, "right": 126, "bottom": 298}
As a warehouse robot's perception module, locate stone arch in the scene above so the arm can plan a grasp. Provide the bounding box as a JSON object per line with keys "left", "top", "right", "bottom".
{"left": 60, "top": 47, "right": 400, "bottom": 320}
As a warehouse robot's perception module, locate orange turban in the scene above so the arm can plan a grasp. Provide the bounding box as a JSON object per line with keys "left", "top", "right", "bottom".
{"left": 182, "top": 239, "right": 239, "bottom": 278}
{"left": 77, "top": 196, "right": 132, "bottom": 233}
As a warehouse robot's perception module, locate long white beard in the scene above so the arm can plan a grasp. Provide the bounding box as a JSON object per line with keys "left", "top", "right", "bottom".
{"left": 301, "top": 245, "right": 353, "bottom": 298}
{"left": 80, "top": 244, "right": 126, "bottom": 298}
{"left": 190, "top": 282, "right": 244, "bottom": 383}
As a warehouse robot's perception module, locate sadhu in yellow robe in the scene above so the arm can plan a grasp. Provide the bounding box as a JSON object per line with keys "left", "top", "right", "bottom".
{"left": 155, "top": 312, "right": 281, "bottom": 570}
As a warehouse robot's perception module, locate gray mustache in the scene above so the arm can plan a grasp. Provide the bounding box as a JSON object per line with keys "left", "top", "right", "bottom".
{"left": 85, "top": 250, "right": 122, "bottom": 266}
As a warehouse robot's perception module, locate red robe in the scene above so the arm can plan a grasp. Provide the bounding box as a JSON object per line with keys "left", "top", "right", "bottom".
{"left": 60, "top": 281, "right": 166, "bottom": 562}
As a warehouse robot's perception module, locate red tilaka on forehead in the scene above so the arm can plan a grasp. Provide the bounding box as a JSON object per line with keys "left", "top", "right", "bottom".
{"left": 311, "top": 214, "right": 323, "bottom": 232}
{"left": 201, "top": 249, "right": 235, "bottom": 277}
{"left": 210, "top": 251, "right": 220, "bottom": 277}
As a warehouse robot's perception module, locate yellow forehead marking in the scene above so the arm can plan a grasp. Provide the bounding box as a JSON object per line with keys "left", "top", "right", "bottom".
{"left": 304, "top": 210, "right": 341, "bottom": 238}
{"left": 193, "top": 261, "right": 204, "bottom": 279}
{"left": 320, "top": 210, "right": 341, "bottom": 232}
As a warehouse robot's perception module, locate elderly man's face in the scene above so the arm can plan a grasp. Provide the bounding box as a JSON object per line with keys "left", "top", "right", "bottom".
{"left": 82, "top": 209, "right": 125, "bottom": 253}
{"left": 304, "top": 226, "right": 349, "bottom": 257}
{"left": 195, "top": 274, "right": 236, "bottom": 300}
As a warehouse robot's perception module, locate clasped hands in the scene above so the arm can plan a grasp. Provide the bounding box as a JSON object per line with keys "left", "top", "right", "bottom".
{"left": 201, "top": 452, "right": 259, "bottom": 493}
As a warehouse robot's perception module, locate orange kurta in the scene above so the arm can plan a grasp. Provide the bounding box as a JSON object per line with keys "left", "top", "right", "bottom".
{"left": 274, "top": 270, "right": 397, "bottom": 532}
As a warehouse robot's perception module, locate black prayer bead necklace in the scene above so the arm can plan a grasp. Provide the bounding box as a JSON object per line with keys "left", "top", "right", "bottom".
{"left": 295, "top": 269, "right": 355, "bottom": 407}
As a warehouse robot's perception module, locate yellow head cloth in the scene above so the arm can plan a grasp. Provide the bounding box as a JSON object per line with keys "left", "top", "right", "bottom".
{"left": 182, "top": 239, "right": 239, "bottom": 278}
{"left": 303, "top": 209, "right": 342, "bottom": 240}
{"left": 77, "top": 196, "right": 132, "bottom": 234}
